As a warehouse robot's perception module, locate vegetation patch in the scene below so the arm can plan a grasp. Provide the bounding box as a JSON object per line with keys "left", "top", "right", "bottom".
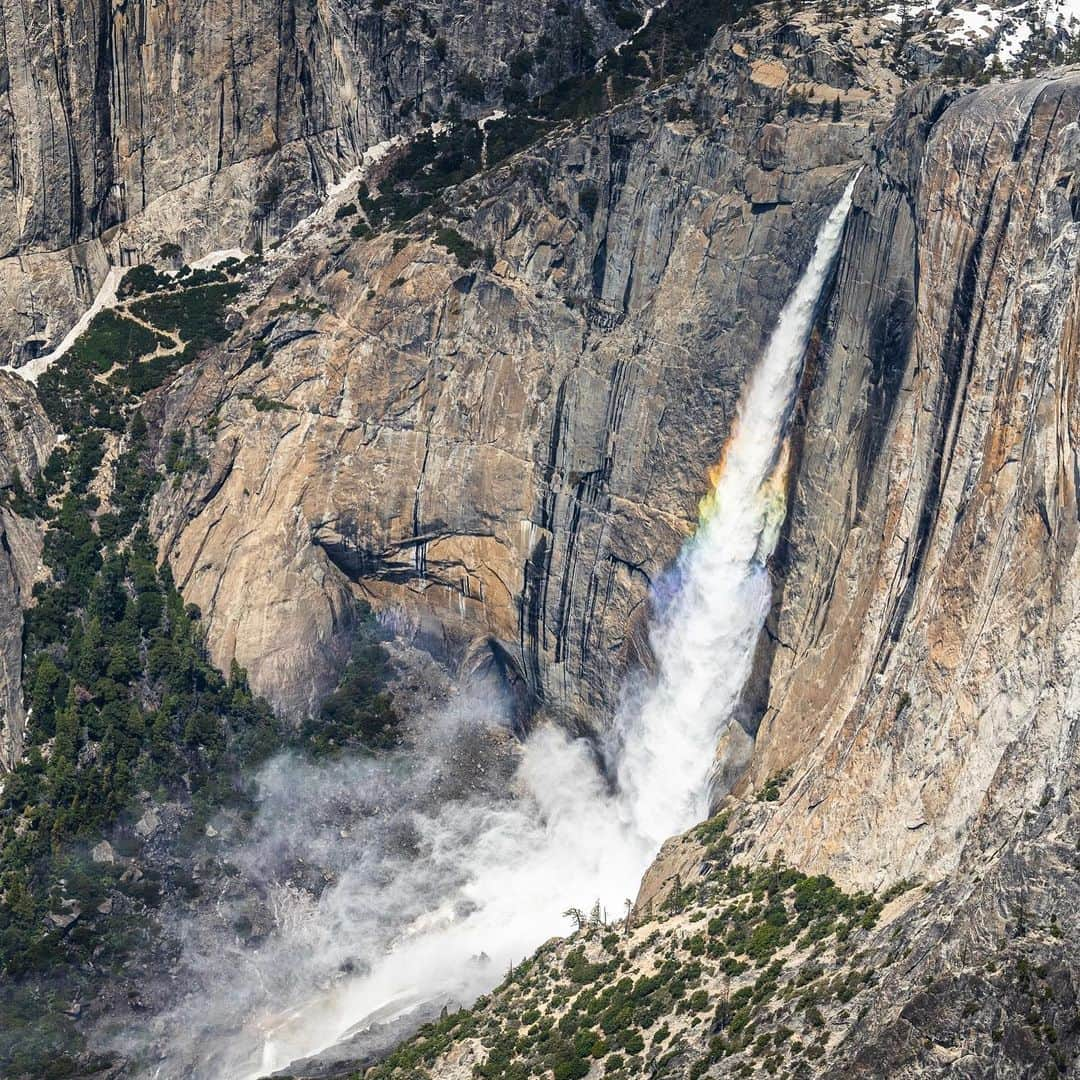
{"left": 361, "top": 820, "right": 913, "bottom": 1080}
{"left": 347, "top": 0, "right": 752, "bottom": 239}
{"left": 129, "top": 280, "right": 241, "bottom": 356}
{"left": 1, "top": 255, "right": 398, "bottom": 1077}
{"left": 0, "top": 409, "right": 281, "bottom": 1074}
{"left": 36, "top": 312, "right": 170, "bottom": 430}
{"left": 36, "top": 264, "right": 244, "bottom": 431}
{"left": 300, "top": 612, "right": 400, "bottom": 755}
{"left": 434, "top": 227, "right": 492, "bottom": 269}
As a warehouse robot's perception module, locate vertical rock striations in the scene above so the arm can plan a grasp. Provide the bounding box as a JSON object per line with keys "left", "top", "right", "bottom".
{"left": 0, "top": 372, "right": 54, "bottom": 765}
{"left": 151, "top": 13, "right": 885, "bottom": 720}
{"left": 746, "top": 72, "right": 1080, "bottom": 890}
{"left": 0, "top": 0, "right": 638, "bottom": 364}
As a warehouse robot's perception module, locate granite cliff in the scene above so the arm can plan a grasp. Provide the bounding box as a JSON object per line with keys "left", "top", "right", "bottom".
{"left": 0, "top": 0, "right": 639, "bottom": 365}
{"left": 150, "top": 11, "right": 891, "bottom": 722}
{"left": 0, "top": 373, "right": 53, "bottom": 766}
{"left": 1, "top": 0, "right": 1079, "bottom": 1076}
{"left": 744, "top": 72, "right": 1080, "bottom": 889}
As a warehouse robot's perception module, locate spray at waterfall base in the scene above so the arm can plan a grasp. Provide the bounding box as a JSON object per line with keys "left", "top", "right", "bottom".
{"left": 132, "top": 174, "right": 857, "bottom": 1080}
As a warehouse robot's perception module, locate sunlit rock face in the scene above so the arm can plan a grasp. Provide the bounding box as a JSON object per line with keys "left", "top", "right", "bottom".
{"left": 0, "top": 0, "right": 639, "bottom": 758}
{"left": 0, "top": 372, "right": 53, "bottom": 766}
{"left": 153, "top": 20, "right": 1080, "bottom": 926}
{"left": 151, "top": 15, "right": 887, "bottom": 722}
{"left": 0, "top": 0, "right": 636, "bottom": 365}
{"left": 745, "top": 72, "right": 1080, "bottom": 888}
{"left": 319, "top": 68, "right": 1080, "bottom": 1078}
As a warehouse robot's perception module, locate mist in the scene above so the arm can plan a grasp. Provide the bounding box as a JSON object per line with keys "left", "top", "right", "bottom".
{"left": 124, "top": 176, "right": 857, "bottom": 1079}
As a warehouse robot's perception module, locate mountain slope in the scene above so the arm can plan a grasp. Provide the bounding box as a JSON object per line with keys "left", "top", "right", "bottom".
{"left": 0, "top": 0, "right": 640, "bottom": 364}
{"left": 354, "top": 810, "right": 1079, "bottom": 1079}
{"left": 0, "top": 1, "right": 1079, "bottom": 1077}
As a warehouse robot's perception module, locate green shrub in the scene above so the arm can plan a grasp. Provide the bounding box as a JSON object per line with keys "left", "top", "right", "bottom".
{"left": 456, "top": 71, "right": 486, "bottom": 102}
{"left": 300, "top": 612, "right": 399, "bottom": 754}
{"left": 434, "top": 227, "right": 484, "bottom": 267}
{"left": 509, "top": 50, "right": 534, "bottom": 79}
{"left": 118, "top": 264, "right": 172, "bottom": 299}
{"left": 130, "top": 281, "right": 240, "bottom": 351}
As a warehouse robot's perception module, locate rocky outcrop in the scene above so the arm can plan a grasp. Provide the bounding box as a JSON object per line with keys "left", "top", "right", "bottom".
{"left": 0, "top": 0, "right": 638, "bottom": 365}
{"left": 144, "top": 4, "right": 1080, "bottom": 925}
{"left": 0, "top": 372, "right": 53, "bottom": 766}
{"left": 4, "top": 1, "right": 1080, "bottom": 1073}
{"left": 0, "top": 509, "right": 44, "bottom": 768}
{"left": 382, "top": 798, "right": 1080, "bottom": 1080}
{"left": 151, "top": 12, "right": 895, "bottom": 719}
{"left": 737, "top": 70, "right": 1080, "bottom": 894}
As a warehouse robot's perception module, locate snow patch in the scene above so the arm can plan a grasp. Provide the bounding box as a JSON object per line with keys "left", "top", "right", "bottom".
{"left": 9, "top": 267, "right": 126, "bottom": 385}
{"left": 596, "top": 1, "right": 671, "bottom": 72}
{"left": 325, "top": 136, "right": 407, "bottom": 203}
{"left": 189, "top": 248, "right": 248, "bottom": 270}
{"left": 9, "top": 247, "right": 249, "bottom": 385}
{"left": 280, "top": 119, "right": 457, "bottom": 255}
{"left": 989, "top": 17, "right": 1034, "bottom": 62}
{"left": 944, "top": 4, "right": 1006, "bottom": 45}
{"left": 883, "top": 0, "right": 1080, "bottom": 68}
{"left": 477, "top": 110, "right": 507, "bottom": 131}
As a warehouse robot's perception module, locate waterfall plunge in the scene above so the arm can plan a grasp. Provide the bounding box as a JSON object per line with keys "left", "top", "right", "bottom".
{"left": 153, "top": 176, "right": 857, "bottom": 1080}
{"left": 615, "top": 173, "right": 858, "bottom": 850}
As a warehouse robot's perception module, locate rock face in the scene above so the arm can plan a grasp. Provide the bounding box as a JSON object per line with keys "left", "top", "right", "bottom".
{"left": 4, "top": 0, "right": 1080, "bottom": 1070}
{"left": 0, "top": 373, "right": 53, "bottom": 766}
{"left": 674, "top": 69, "right": 1080, "bottom": 1072}
{"left": 153, "top": 14, "right": 890, "bottom": 719}
{"left": 0, "top": 0, "right": 639, "bottom": 758}
{"left": 743, "top": 71, "right": 1080, "bottom": 889}
{"left": 148, "top": 34, "right": 1080, "bottom": 1071}
{"left": 0, "top": 0, "right": 637, "bottom": 364}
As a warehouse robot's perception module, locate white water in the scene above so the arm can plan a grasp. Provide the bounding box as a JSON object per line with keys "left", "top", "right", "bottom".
{"left": 145, "top": 175, "right": 857, "bottom": 1079}
{"left": 615, "top": 174, "right": 859, "bottom": 848}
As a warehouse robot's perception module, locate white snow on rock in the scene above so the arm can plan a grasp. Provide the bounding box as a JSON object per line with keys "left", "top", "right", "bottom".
{"left": 596, "top": 0, "right": 671, "bottom": 71}
{"left": 9, "top": 266, "right": 126, "bottom": 385}
{"left": 882, "top": 0, "right": 1080, "bottom": 68}
{"left": 944, "top": 5, "right": 1005, "bottom": 46}
{"left": 6, "top": 248, "right": 253, "bottom": 385}
{"left": 325, "top": 135, "right": 406, "bottom": 202}
{"left": 273, "top": 124, "right": 453, "bottom": 259}
{"left": 477, "top": 110, "right": 507, "bottom": 131}
{"left": 6, "top": 123, "right": 463, "bottom": 385}
{"left": 989, "top": 17, "right": 1034, "bottom": 63}
{"left": 189, "top": 247, "right": 248, "bottom": 270}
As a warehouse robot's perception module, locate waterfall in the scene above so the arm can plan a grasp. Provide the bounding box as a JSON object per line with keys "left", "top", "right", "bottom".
{"left": 615, "top": 173, "right": 859, "bottom": 850}
{"left": 145, "top": 175, "right": 858, "bottom": 1080}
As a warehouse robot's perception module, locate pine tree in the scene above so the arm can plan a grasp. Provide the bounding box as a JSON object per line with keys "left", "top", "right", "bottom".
{"left": 563, "top": 906, "right": 586, "bottom": 931}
